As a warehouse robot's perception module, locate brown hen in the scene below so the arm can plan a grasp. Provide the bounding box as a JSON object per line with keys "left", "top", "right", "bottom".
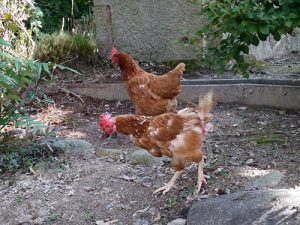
{"left": 111, "top": 48, "right": 185, "bottom": 116}
{"left": 100, "top": 92, "right": 215, "bottom": 194}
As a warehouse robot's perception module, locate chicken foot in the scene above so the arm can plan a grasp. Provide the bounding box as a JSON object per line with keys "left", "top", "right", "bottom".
{"left": 196, "top": 158, "right": 207, "bottom": 192}
{"left": 153, "top": 171, "right": 183, "bottom": 195}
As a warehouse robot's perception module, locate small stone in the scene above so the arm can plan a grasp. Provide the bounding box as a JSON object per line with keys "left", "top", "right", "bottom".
{"left": 67, "top": 190, "right": 75, "bottom": 196}
{"left": 216, "top": 188, "right": 226, "bottom": 195}
{"left": 167, "top": 218, "right": 186, "bottom": 225}
{"left": 278, "top": 110, "right": 286, "bottom": 115}
{"left": 96, "top": 220, "right": 110, "bottom": 225}
{"left": 33, "top": 217, "right": 45, "bottom": 225}
{"left": 140, "top": 176, "right": 153, "bottom": 187}
{"left": 244, "top": 158, "right": 254, "bottom": 165}
{"left": 116, "top": 101, "right": 122, "bottom": 107}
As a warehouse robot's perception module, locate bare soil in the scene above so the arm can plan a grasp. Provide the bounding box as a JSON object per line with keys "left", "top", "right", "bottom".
{"left": 0, "top": 56, "right": 300, "bottom": 225}
{"left": 0, "top": 91, "right": 299, "bottom": 225}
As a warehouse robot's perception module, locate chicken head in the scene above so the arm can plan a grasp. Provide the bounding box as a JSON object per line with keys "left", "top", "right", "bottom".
{"left": 99, "top": 113, "right": 116, "bottom": 135}
{"left": 111, "top": 47, "right": 119, "bottom": 64}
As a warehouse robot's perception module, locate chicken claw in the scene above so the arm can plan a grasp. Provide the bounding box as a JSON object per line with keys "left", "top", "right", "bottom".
{"left": 153, "top": 171, "right": 183, "bottom": 195}
{"left": 196, "top": 158, "right": 207, "bottom": 193}
{"left": 153, "top": 183, "right": 174, "bottom": 195}
{"left": 196, "top": 173, "right": 208, "bottom": 193}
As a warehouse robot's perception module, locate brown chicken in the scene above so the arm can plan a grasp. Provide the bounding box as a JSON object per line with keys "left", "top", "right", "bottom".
{"left": 99, "top": 92, "right": 215, "bottom": 194}
{"left": 111, "top": 48, "right": 185, "bottom": 116}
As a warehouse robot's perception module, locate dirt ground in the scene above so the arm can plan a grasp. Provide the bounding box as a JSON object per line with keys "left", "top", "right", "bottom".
{"left": 0, "top": 56, "right": 300, "bottom": 225}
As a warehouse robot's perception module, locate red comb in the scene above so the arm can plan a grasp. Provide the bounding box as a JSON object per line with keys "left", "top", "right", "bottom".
{"left": 99, "top": 113, "right": 112, "bottom": 129}
{"left": 111, "top": 47, "right": 118, "bottom": 58}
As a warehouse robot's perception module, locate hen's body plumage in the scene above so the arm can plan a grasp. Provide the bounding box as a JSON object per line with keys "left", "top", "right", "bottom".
{"left": 112, "top": 50, "right": 185, "bottom": 116}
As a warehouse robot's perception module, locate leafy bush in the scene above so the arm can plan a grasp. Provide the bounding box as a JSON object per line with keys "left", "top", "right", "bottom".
{"left": 0, "top": 0, "right": 43, "bottom": 58}
{"left": 189, "top": 0, "right": 300, "bottom": 77}
{"left": 0, "top": 38, "right": 51, "bottom": 134}
{"left": 33, "top": 32, "right": 97, "bottom": 64}
{"left": 0, "top": 38, "right": 72, "bottom": 173}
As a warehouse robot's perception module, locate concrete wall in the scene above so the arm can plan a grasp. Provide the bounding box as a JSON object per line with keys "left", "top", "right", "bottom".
{"left": 69, "top": 83, "right": 300, "bottom": 110}
{"left": 94, "top": 0, "right": 201, "bottom": 62}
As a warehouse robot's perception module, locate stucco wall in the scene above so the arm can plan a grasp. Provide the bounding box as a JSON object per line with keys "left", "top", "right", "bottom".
{"left": 94, "top": 0, "right": 201, "bottom": 62}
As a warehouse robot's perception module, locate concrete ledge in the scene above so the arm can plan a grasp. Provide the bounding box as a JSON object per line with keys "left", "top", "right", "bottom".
{"left": 69, "top": 81, "right": 300, "bottom": 110}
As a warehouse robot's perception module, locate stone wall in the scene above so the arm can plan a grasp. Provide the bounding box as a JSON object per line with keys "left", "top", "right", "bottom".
{"left": 94, "top": 0, "right": 300, "bottom": 62}
{"left": 250, "top": 28, "right": 300, "bottom": 59}
{"left": 94, "top": 0, "right": 201, "bottom": 62}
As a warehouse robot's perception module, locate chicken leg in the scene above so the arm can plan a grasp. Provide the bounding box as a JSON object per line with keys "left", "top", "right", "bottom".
{"left": 196, "top": 158, "right": 207, "bottom": 192}
{"left": 153, "top": 171, "right": 183, "bottom": 195}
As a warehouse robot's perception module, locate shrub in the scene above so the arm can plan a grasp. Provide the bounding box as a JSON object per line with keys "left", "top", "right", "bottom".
{"left": 33, "top": 32, "right": 97, "bottom": 64}
{"left": 188, "top": 0, "right": 300, "bottom": 77}
{"left": 0, "top": 140, "right": 53, "bottom": 173}
{"left": 0, "top": 38, "right": 51, "bottom": 134}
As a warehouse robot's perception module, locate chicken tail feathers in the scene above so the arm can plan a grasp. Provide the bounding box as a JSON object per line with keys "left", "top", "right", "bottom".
{"left": 174, "top": 63, "right": 186, "bottom": 74}
{"left": 198, "top": 91, "right": 217, "bottom": 116}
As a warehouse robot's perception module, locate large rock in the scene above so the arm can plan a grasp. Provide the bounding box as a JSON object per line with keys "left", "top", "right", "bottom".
{"left": 187, "top": 189, "right": 300, "bottom": 225}
{"left": 49, "top": 138, "right": 95, "bottom": 158}
{"left": 95, "top": 148, "right": 123, "bottom": 159}
{"left": 130, "top": 150, "right": 164, "bottom": 166}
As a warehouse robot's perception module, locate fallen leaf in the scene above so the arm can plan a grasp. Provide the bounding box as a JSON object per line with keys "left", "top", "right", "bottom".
{"left": 119, "top": 175, "right": 136, "bottom": 181}
{"left": 133, "top": 205, "right": 151, "bottom": 217}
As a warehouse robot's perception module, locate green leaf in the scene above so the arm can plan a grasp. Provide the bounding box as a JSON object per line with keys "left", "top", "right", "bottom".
{"left": 35, "top": 62, "right": 42, "bottom": 76}
{"left": 0, "top": 73, "right": 17, "bottom": 85}
{"left": 27, "top": 60, "right": 35, "bottom": 70}
{"left": 239, "top": 45, "right": 249, "bottom": 54}
{"left": 56, "top": 64, "right": 82, "bottom": 75}
{"left": 252, "top": 35, "right": 260, "bottom": 46}
{"left": 15, "top": 59, "right": 22, "bottom": 73}
{"left": 257, "top": 32, "right": 268, "bottom": 41}
{"left": 6, "top": 93, "right": 20, "bottom": 101}
{"left": 42, "top": 63, "right": 51, "bottom": 74}
{"left": 245, "top": 23, "right": 257, "bottom": 33}
{"left": 7, "top": 23, "right": 19, "bottom": 32}
{"left": 285, "top": 20, "right": 293, "bottom": 28}
{"left": 259, "top": 25, "right": 270, "bottom": 34}
{"left": 272, "top": 31, "right": 281, "bottom": 41}
{"left": 0, "top": 38, "right": 12, "bottom": 47}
